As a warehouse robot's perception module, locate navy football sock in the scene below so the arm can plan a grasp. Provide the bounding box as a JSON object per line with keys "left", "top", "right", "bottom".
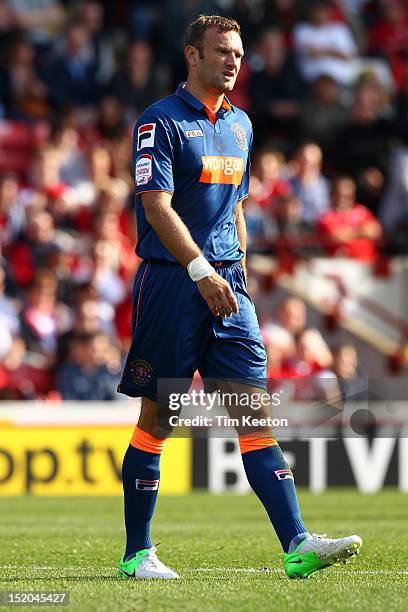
{"left": 241, "top": 444, "right": 307, "bottom": 553}
{"left": 122, "top": 444, "right": 160, "bottom": 558}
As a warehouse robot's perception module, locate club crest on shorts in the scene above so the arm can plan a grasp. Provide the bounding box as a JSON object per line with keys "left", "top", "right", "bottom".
{"left": 137, "top": 123, "right": 156, "bottom": 150}
{"left": 130, "top": 359, "right": 153, "bottom": 386}
{"left": 274, "top": 469, "right": 294, "bottom": 481}
{"left": 136, "top": 479, "right": 159, "bottom": 491}
{"left": 231, "top": 122, "right": 248, "bottom": 151}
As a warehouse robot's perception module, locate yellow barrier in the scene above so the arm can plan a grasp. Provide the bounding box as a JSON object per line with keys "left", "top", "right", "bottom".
{"left": 0, "top": 426, "right": 191, "bottom": 496}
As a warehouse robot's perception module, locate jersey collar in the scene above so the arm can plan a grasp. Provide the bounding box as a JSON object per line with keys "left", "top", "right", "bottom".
{"left": 176, "top": 82, "right": 234, "bottom": 117}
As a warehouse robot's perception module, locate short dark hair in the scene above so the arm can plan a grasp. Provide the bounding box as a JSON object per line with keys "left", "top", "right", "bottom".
{"left": 185, "top": 14, "right": 241, "bottom": 54}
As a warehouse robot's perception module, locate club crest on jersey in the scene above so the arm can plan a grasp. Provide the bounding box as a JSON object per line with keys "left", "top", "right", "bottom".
{"left": 130, "top": 359, "right": 153, "bottom": 385}
{"left": 231, "top": 122, "right": 248, "bottom": 151}
{"left": 137, "top": 123, "right": 156, "bottom": 150}
{"left": 135, "top": 154, "right": 152, "bottom": 186}
{"left": 185, "top": 129, "right": 204, "bottom": 138}
{"left": 200, "top": 156, "right": 244, "bottom": 186}
{"left": 136, "top": 479, "right": 159, "bottom": 491}
{"left": 274, "top": 469, "right": 294, "bottom": 481}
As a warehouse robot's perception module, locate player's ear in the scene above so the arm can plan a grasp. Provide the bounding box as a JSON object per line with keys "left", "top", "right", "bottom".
{"left": 185, "top": 45, "right": 200, "bottom": 68}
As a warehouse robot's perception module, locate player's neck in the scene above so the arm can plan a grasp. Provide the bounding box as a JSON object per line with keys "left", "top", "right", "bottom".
{"left": 185, "top": 79, "right": 224, "bottom": 114}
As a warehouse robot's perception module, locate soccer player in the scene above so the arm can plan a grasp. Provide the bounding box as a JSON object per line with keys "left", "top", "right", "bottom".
{"left": 117, "top": 14, "right": 362, "bottom": 580}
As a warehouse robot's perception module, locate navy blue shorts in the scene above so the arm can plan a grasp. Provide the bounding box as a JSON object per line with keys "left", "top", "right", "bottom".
{"left": 117, "top": 260, "right": 267, "bottom": 401}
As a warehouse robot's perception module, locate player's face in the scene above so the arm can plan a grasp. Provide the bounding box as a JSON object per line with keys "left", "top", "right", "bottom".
{"left": 197, "top": 28, "right": 243, "bottom": 94}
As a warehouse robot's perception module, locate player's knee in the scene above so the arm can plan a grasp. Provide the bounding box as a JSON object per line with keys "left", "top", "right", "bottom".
{"left": 137, "top": 398, "right": 177, "bottom": 439}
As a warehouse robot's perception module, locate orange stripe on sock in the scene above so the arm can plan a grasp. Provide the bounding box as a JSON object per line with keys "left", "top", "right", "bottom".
{"left": 238, "top": 434, "right": 278, "bottom": 454}
{"left": 130, "top": 426, "right": 166, "bottom": 454}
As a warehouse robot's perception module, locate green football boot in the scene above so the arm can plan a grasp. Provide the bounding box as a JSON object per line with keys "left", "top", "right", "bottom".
{"left": 284, "top": 533, "right": 362, "bottom": 579}
{"left": 119, "top": 546, "right": 179, "bottom": 579}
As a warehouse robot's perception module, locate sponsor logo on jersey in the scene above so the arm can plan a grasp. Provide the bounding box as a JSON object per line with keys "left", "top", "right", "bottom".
{"left": 200, "top": 156, "right": 244, "bottom": 186}
{"left": 185, "top": 129, "right": 204, "bottom": 138}
{"left": 137, "top": 123, "right": 156, "bottom": 150}
{"left": 231, "top": 123, "right": 248, "bottom": 150}
{"left": 136, "top": 478, "right": 159, "bottom": 491}
{"left": 274, "top": 469, "right": 294, "bottom": 481}
{"left": 135, "top": 154, "right": 152, "bottom": 186}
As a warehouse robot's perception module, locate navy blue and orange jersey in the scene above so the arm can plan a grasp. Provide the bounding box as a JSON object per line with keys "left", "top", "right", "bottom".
{"left": 133, "top": 83, "right": 253, "bottom": 262}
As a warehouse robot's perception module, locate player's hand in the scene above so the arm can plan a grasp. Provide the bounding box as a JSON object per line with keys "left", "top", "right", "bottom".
{"left": 197, "top": 273, "right": 239, "bottom": 318}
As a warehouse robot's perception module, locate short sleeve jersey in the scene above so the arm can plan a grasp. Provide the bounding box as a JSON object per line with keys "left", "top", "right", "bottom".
{"left": 133, "top": 83, "right": 253, "bottom": 262}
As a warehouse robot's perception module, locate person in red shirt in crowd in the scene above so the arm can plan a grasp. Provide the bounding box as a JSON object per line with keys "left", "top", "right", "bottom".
{"left": 369, "top": 0, "right": 408, "bottom": 90}
{"left": 93, "top": 209, "right": 138, "bottom": 283}
{"left": 20, "top": 269, "right": 72, "bottom": 360}
{"left": 318, "top": 175, "right": 382, "bottom": 261}
{"left": 271, "top": 296, "right": 307, "bottom": 340}
{"left": 264, "top": 325, "right": 296, "bottom": 381}
{"left": 286, "top": 328, "right": 340, "bottom": 404}
{"left": 249, "top": 149, "right": 291, "bottom": 210}
{"left": 28, "top": 145, "right": 69, "bottom": 203}
{"left": 0, "top": 336, "right": 53, "bottom": 398}
{"left": 7, "top": 209, "right": 57, "bottom": 287}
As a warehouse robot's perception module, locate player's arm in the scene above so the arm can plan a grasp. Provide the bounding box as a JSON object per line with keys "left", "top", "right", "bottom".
{"left": 141, "top": 191, "right": 238, "bottom": 317}
{"left": 235, "top": 199, "right": 247, "bottom": 281}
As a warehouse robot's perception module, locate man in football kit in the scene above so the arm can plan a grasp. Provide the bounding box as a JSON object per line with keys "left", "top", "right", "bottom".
{"left": 117, "top": 15, "right": 362, "bottom": 580}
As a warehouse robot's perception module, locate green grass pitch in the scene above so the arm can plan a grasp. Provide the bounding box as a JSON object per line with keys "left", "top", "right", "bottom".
{"left": 0, "top": 490, "right": 407, "bottom": 611}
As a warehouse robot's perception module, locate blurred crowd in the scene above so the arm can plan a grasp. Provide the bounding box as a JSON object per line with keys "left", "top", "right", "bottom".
{"left": 262, "top": 296, "right": 364, "bottom": 404}
{"left": 1, "top": 0, "right": 408, "bottom": 400}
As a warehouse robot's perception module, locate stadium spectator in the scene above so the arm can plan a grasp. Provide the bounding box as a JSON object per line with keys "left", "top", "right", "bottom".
{"left": 0, "top": 335, "right": 53, "bottom": 398}
{"left": 42, "top": 22, "right": 101, "bottom": 109}
{"left": 276, "top": 296, "right": 307, "bottom": 339}
{"left": 51, "top": 118, "right": 87, "bottom": 187}
{"left": 378, "top": 143, "right": 408, "bottom": 254}
{"left": 248, "top": 28, "right": 306, "bottom": 146}
{"left": 6, "top": 209, "right": 59, "bottom": 287}
{"left": 90, "top": 239, "right": 126, "bottom": 306}
{"left": 56, "top": 331, "right": 121, "bottom": 400}
{"left": 275, "top": 193, "right": 312, "bottom": 238}
{"left": 335, "top": 77, "right": 393, "bottom": 211}
{"left": 23, "top": 145, "right": 68, "bottom": 207}
{"left": 262, "top": 296, "right": 307, "bottom": 345}
{"left": 295, "top": 328, "right": 334, "bottom": 373}
{"left": 0, "top": 173, "right": 25, "bottom": 247}
{"left": 289, "top": 143, "right": 330, "bottom": 224}
{"left": 293, "top": 0, "right": 357, "bottom": 85}
{"left": 0, "top": 38, "right": 49, "bottom": 120}
{"left": 19, "top": 269, "right": 71, "bottom": 359}
{"left": 8, "top": 0, "right": 65, "bottom": 49}
{"left": 368, "top": 0, "right": 408, "bottom": 89}
{"left": 108, "top": 41, "right": 160, "bottom": 120}
{"left": 273, "top": 193, "right": 319, "bottom": 258}
{"left": 299, "top": 74, "right": 349, "bottom": 159}
{"left": 318, "top": 176, "right": 382, "bottom": 261}
{"left": 264, "top": 326, "right": 296, "bottom": 380}
{"left": 0, "top": 262, "right": 20, "bottom": 335}
{"left": 0, "top": 1, "right": 14, "bottom": 39}
{"left": 249, "top": 149, "right": 291, "bottom": 210}
{"left": 96, "top": 96, "right": 127, "bottom": 141}
{"left": 333, "top": 343, "right": 364, "bottom": 401}
{"left": 76, "top": 0, "right": 115, "bottom": 87}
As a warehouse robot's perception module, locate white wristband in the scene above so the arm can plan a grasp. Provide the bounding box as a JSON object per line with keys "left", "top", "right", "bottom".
{"left": 187, "top": 255, "right": 215, "bottom": 282}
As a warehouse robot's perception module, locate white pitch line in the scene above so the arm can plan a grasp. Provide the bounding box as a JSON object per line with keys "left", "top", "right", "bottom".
{"left": 191, "top": 568, "right": 408, "bottom": 575}
{"left": 1, "top": 566, "right": 407, "bottom": 576}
